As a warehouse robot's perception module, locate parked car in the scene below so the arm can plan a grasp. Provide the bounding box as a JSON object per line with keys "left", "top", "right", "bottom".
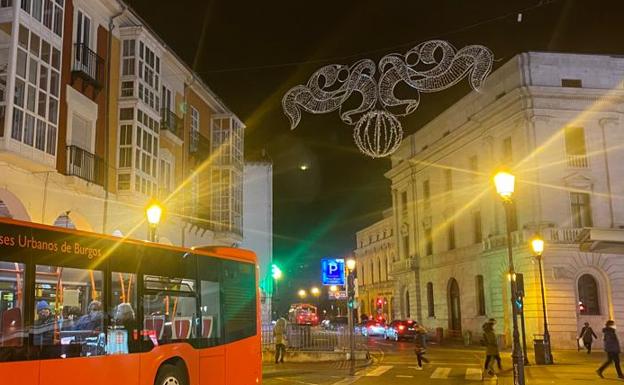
{"left": 360, "top": 320, "right": 386, "bottom": 337}
{"left": 384, "top": 319, "right": 417, "bottom": 341}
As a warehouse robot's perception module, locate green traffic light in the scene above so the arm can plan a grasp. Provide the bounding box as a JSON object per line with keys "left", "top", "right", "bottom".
{"left": 271, "top": 264, "right": 283, "bottom": 280}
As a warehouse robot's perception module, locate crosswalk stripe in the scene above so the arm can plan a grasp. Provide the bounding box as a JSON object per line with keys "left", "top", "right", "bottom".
{"left": 465, "top": 368, "right": 483, "bottom": 381}
{"left": 396, "top": 375, "right": 414, "bottom": 378}
{"left": 366, "top": 365, "right": 393, "bottom": 377}
{"left": 430, "top": 367, "right": 451, "bottom": 379}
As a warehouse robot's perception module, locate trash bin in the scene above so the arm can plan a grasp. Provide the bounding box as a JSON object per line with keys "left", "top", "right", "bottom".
{"left": 435, "top": 327, "right": 444, "bottom": 343}
{"left": 533, "top": 334, "right": 552, "bottom": 365}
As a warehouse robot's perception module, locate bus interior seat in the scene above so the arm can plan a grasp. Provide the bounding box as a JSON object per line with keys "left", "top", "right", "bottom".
{"left": 0, "top": 308, "right": 22, "bottom": 347}
{"left": 144, "top": 315, "right": 165, "bottom": 339}
{"left": 202, "top": 316, "right": 213, "bottom": 338}
{"left": 172, "top": 317, "right": 192, "bottom": 339}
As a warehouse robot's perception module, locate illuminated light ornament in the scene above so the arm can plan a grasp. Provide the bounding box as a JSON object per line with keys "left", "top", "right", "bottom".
{"left": 282, "top": 40, "right": 494, "bottom": 158}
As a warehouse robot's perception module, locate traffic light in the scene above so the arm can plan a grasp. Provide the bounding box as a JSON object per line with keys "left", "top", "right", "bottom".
{"left": 579, "top": 301, "right": 586, "bottom": 313}
{"left": 348, "top": 299, "right": 355, "bottom": 309}
{"left": 515, "top": 273, "right": 525, "bottom": 297}
{"left": 271, "top": 264, "right": 282, "bottom": 280}
{"left": 515, "top": 297, "right": 523, "bottom": 312}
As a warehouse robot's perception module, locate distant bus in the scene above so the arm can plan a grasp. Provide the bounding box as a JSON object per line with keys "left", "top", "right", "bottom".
{"left": 0, "top": 217, "right": 261, "bottom": 385}
{"left": 288, "top": 303, "right": 319, "bottom": 326}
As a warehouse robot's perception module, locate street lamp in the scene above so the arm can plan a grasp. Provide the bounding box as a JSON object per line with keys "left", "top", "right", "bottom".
{"left": 494, "top": 171, "right": 525, "bottom": 385}
{"left": 298, "top": 289, "right": 307, "bottom": 299}
{"left": 329, "top": 285, "right": 338, "bottom": 293}
{"left": 271, "top": 264, "right": 283, "bottom": 320}
{"left": 345, "top": 258, "right": 357, "bottom": 376}
{"left": 145, "top": 201, "right": 163, "bottom": 242}
{"left": 531, "top": 235, "right": 553, "bottom": 364}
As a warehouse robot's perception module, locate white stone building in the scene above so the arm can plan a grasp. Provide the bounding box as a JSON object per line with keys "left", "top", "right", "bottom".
{"left": 241, "top": 157, "right": 273, "bottom": 324}
{"left": 0, "top": 0, "right": 244, "bottom": 247}
{"left": 386, "top": 52, "right": 624, "bottom": 348}
{"left": 354, "top": 209, "right": 395, "bottom": 321}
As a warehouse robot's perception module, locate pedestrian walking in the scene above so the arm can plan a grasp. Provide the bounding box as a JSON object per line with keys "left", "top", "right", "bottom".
{"left": 597, "top": 320, "right": 624, "bottom": 379}
{"left": 273, "top": 316, "right": 287, "bottom": 364}
{"left": 579, "top": 322, "right": 598, "bottom": 354}
{"left": 414, "top": 323, "right": 429, "bottom": 370}
{"left": 482, "top": 318, "right": 502, "bottom": 377}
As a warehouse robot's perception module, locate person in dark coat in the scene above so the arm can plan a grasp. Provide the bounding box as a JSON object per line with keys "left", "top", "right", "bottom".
{"left": 75, "top": 300, "right": 103, "bottom": 332}
{"left": 413, "top": 323, "right": 429, "bottom": 370}
{"left": 483, "top": 319, "right": 502, "bottom": 376}
{"left": 579, "top": 322, "right": 598, "bottom": 354}
{"left": 597, "top": 320, "right": 623, "bottom": 379}
{"left": 33, "top": 301, "right": 55, "bottom": 346}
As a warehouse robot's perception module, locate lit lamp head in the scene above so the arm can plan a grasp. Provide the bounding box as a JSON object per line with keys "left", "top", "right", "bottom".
{"left": 298, "top": 289, "right": 307, "bottom": 299}
{"left": 271, "top": 264, "right": 283, "bottom": 280}
{"left": 531, "top": 236, "right": 545, "bottom": 257}
{"left": 329, "top": 285, "right": 338, "bottom": 293}
{"left": 346, "top": 258, "right": 356, "bottom": 271}
{"left": 146, "top": 201, "right": 163, "bottom": 226}
{"left": 493, "top": 171, "right": 515, "bottom": 201}
{"left": 311, "top": 287, "right": 320, "bottom": 297}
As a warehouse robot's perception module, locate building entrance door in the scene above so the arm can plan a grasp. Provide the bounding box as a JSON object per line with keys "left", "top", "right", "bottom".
{"left": 448, "top": 278, "right": 461, "bottom": 335}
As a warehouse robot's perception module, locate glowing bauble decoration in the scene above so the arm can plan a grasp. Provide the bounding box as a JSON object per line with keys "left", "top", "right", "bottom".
{"left": 282, "top": 40, "right": 494, "bottom": 158}
{"left": 353, "top": 110, "right": 402, "bottom": 158}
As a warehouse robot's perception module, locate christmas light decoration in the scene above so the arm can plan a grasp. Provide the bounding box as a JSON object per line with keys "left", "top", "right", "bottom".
{"left": 283, "top": 40, "right": 494, "bottom": 158}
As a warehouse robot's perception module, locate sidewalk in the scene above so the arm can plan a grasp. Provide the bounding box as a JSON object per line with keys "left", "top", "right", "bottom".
{"left": 493, "top": 349, "right": 620, "bottom": 384}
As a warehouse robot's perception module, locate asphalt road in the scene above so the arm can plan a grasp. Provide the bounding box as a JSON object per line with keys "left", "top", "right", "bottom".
{"left": 263, "top": 335, "right": 617, "bottom": 385}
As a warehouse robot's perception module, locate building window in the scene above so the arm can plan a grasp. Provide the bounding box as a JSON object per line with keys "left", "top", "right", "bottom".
{"left": 447, "top": 221, "right": 455, "bottom": 250}
{"left": 502, "top": 136, "right": 512, "bottom": 164}
{"left": 444, "top": 169, "right": 452, "bottom": 191}
{"left": 370, "top": 260, "right": 375, "bottom": 284}
{"left": 424, "top": 227, "right": 433, "bottom": 256}
{"left": 578, "top": 274, "right": 600, "bottom": 315}
{"left": 11, "top": 24, "right": 59, "bottom": 155}
{"left": 570, "top": 192, "right": 592, "bottom": 228}
{"left": 423, "top": 180, "right": 431, "bottom": 210}
{"left": 426, "top": 282, "right": 435, "bottom": 317}
{"left": 402, "top": 234, "right": 409, "bottom": 259}
{"left": 469, "top": 155, "right": 478, "bottom": 181}
{"left": 122, "top": 39, "right": 135, "bottom": 76}
{"left": 121, "top": 81, "right": 134, "bottom": 97}
{"left": 561, "top": 78, "right": 582, "bottom": 88}
{"left": 378, "top": 258, "right": 382, "bottom": 283}
{"left": 361, "top": 265, "right": 365, "bottom": 285}
{"left": 476, "top": 275, "right": 486, "bottom": 316}
{"left": 564, "top": 126, "right": 588, "bottom": 168}
{"left": 158, "top": 158, "right": 173, "bottom": 197}
{"left": 401, "top": 191, "right": 408, "bottom": 217}
{"left": 473, "top": 211, "right": 482, "bottom": 244}
{"left": 118, "top": 124, "right": 132, "bottom": 168}
{"left": 190, "top": 106, "right": 199, "bottom": 152}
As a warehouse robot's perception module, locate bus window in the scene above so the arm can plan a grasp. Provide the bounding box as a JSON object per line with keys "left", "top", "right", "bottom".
{"left": 33, "top": 265, "right": 104, "bottom": 358}
{"left": 108, "top": 272, "right": 138, "bottom": 354}
{"left": 200, "top": 279, "right": 220, "bottom": 343}
{"left": 0, "top": 261, "right": 25, "bottom": 362}
{"left": 222, "top": 260, "right": 256, "bottom": 343}
{"left": 143, "top": 275, "right": 197, "bottom": 344}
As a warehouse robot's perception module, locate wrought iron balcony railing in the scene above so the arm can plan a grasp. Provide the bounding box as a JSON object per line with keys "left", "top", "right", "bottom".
{"left": 72, "top": 43, "right": 104, "bottom": 89}
{"left": 160, "top": 108, "right": 183, "bottom": 140}
{"left": 66, "top": 145, "right": 105, "bottom": 186}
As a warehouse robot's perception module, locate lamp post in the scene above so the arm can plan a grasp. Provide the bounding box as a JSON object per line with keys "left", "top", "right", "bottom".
{"left": 346, "top": 258, "right": 356, "bottom": 376}
{"left": 311, "top": 286, "right": 321, "bottom": 310}
{"left": 531, "top": 236, "right": 554, "bottom": 364}
{"left": 145, "top": 201, "right": 163, "bottom": 242}
{"left": 493, "top": 171, "right": 525, "bottom": 385}
{"left": 271, "top": 264, "right": 283, "bottom": 320}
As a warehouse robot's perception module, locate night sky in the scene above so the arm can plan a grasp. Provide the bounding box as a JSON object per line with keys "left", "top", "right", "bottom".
{"left": 127, "top": 0, "right": 624, "bottom": 305}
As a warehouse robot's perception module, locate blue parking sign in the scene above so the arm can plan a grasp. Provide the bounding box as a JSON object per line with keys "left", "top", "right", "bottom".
{"left": 321, "top": 258, "right": 345, "bottom": 285}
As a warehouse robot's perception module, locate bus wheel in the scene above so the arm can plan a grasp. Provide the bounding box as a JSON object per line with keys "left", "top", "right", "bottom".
{"left": 155, "top": 364, "right": 187, "bottom": 385}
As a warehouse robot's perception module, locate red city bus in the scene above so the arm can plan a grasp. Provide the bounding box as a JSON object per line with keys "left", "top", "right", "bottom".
{"left": 288, "top": 303, "right": 318, "bottom": 326}
{"left": 0, "top": 217, "right": 261, "bottom": 385}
